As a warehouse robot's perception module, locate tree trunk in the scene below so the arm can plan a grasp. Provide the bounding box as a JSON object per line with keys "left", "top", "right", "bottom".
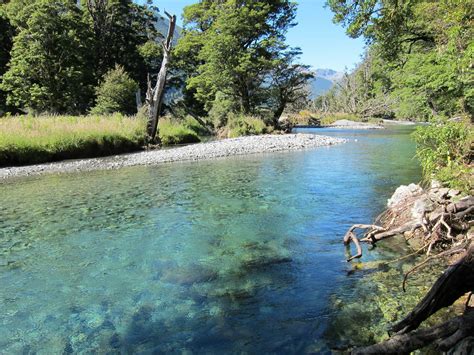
{"left": 145, "top": 11, "right": 176, "bottom": 143}
{"left": 273, "top": 102, "right": 286, "bottom": 127}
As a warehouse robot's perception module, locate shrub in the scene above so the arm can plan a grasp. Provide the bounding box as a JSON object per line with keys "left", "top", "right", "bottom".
{"left": 158, "top": 118, "right": 201, "bottom": 145}
{"left": 227, "top": 114, "right": 268, "bottom": 138}
{"left": 208, "top": 92, "right": 237, "bottom": 128}
{"left": 413, "top": 120, "right": 473, "bottom": 192}
{"left": 183, "top": 115, "right": 211, "bottom": 136}
{"left": 91, "top": 65, "right": 138, "bottom": 115}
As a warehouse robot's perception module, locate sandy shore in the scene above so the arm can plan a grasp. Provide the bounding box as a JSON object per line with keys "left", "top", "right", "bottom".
{"left": 0, "top": 133, "right": 346, "bottom": 180}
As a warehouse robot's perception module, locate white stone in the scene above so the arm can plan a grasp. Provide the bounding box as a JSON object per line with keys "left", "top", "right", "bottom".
{"left": 387, "top": 183, "right": 423, "bottom": 208}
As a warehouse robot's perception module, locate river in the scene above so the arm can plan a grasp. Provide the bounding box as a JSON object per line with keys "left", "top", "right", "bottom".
{"left": 0, "top": 126, "right": 421, "bottom": 353}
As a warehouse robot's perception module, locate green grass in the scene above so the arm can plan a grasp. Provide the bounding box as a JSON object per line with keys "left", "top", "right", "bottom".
{"left": 0, "top": 114, "right": 146, "bottom": 166}
{"left": 227, "top": 115, "right": 269, "bottom": 138}
{"left": 158, "top": 118, "right": 201, "bottom": 145}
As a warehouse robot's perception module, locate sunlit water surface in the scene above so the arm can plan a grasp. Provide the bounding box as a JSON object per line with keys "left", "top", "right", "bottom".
{"left": 1, "top": 127, "right": 420, "bottom": 353}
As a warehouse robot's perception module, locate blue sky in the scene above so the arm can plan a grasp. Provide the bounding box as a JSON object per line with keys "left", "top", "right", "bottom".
{"left": 156, "top": 0, "right": 366, "bottom": 72}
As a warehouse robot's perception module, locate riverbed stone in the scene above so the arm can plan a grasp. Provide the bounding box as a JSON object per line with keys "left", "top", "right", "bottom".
{"left": 0, "top": 134, "right": 346, "bottom": 179}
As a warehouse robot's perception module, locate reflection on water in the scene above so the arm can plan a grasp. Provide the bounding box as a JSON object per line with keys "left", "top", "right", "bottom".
{"left": 1, "top": 127, "right": 420, "bottom": 353}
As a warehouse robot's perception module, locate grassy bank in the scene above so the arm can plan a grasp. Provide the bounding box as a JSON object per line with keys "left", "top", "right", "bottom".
{"left": 0, "top": 114, "right": 147, "bottom": 167}
{"left": 158, "top": 117, "right": 201, "bottom": 145}
{"left": 0, "top": 115, "right": 206, "bottom": 167}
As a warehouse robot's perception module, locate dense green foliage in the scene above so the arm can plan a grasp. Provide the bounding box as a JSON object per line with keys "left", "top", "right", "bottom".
{"left": 92, "top": 65, "right": 139, "bottom": 115}
{"left": 227, "top": 114, "right": 269, "bottom": 138}
{"left": 175, "top": 0, "right": 312, "bottom": 128}
{"left": 1, "top": 0, "right": 312, "bottom": 139}
{"left": 1, "top": 0, "right": 93, "bottom": 114}
{"left": 0, "top": 114, "right": 146, "bottom": 166}
{"left": 324, "top": 0, "right": 473, "bottom": 191}
{"left": 413, "top": 122, "right": 472, "bottom": 192}
{"left": 158, "top": 118, "right": 201, "bottom": 145}
{"left": 320, "top": 0, "right": 473, "bottom": 122}
{"left": 0, "top": 0, "right": 158, "bottom": 115}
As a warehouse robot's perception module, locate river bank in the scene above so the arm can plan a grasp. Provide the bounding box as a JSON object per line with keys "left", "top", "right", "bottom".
{"left": 339, "top": 182, "right": 473, "bottom": 353}
{"left": 0, "top": 133, "right": 346, "bottom": 180}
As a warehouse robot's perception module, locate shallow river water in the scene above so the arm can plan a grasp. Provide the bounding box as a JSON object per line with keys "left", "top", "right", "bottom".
{"left": 1, "top": 126, "right": 421, "bottom": 353}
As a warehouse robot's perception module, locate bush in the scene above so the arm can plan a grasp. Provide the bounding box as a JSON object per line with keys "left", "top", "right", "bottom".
{"left": 227, "top": 114, "right": 269, "bottom": 138}
{"left": 91, "top": 65, "right": 138, "bottom": 115}
{"left": 183, "top": 115, "right": 212, "bottom": 136}
{"left": 158, "top": 118, "right": 201, "bottom": 145}
{"left": 413, "top": 120, "right": 473, "bottom": 192}
{"left": 208, "top": 92, "right": 237, "bottom": 128}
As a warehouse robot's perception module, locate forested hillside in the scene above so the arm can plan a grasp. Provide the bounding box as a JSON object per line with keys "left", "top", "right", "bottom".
{"left": 316, "top": 0, "right": 473, "bottom": 122}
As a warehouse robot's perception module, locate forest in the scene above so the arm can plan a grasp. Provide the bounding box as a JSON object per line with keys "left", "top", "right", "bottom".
{"left": 0, "top": 0, "right": 472, "bottom": 167}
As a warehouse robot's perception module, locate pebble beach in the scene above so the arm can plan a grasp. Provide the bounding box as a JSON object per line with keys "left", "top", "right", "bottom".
{"left": 0, "top": 133, "right": 346, "bottom": 180}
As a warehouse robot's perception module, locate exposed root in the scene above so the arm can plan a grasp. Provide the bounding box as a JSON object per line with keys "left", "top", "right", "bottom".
{"left": 352, "top": 246, "right": 474, "bottom": 354}
{"left": 343, "top": 224, "right": 385, "bottom": 261}
{"left": 402, "top": 241, "right": 471, "bottom": 292}
{"left": 343, "top": 187, "right": 473, "bottom": 260}
{"left": 343, "top": 185, "right": 474, "bottom": 354}
{"left": 352, "top": 308, "right": 474, "bottom": 355}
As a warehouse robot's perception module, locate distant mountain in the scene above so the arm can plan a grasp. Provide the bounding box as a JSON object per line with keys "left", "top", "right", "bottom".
{"left": 309, "top": 69, "right": 344, "bottom": 98}
{"left": 155, "top": 14, "right": 182, "bottom": 45}
{"left": 314, "top": 68, "right": 344, "bottom": 83}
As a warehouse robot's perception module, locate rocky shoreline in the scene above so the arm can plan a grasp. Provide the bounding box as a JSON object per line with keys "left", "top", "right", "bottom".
{"left": 0, "top": 133, "right": 346, "bottom": 180}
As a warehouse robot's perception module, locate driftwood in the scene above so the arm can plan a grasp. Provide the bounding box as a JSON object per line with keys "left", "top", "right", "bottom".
{"left": 145, "top": 11, "right": 177, "bottom": 143}
{"left": 343, "top": 193, "right": 474, "bottom": 260}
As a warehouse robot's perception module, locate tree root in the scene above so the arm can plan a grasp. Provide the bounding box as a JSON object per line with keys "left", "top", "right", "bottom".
{"left": 343, "top": 191, "right": 473, "bottom": 260}
{"left": 343, "top": 187, "right": 474, "bottom": 354}
{"left": 402, "top": 241, "right": 471, "bottom": 292}
{"left": 352, "top": 308, "right": 474, "bottom": 355}
{"left": 343, "top": 224, "right": 385, "bottom": 261}
{"left": 352, "top": 246, "right": 474, "bottom": 354}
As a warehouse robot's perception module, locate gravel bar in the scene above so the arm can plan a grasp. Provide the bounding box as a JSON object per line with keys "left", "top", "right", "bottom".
{"left": 329, "top": 119, "right": 384, "bottom": 129}
{"left": 0, "top": 133, "right": 346, "bottom": 180}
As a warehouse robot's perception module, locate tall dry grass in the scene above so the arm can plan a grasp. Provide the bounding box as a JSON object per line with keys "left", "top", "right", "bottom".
{"left": 0, "top": 114, "right": 146, "bottom": 166}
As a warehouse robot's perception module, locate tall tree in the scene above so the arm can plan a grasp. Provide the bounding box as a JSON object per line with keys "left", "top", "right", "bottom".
{"left": 176, "top": 0, "right": 298, "bottom": 114}
{"left": 1, "top": 0, "right": 93, "bottom": 114}
{"left": 83, "top": 0, "right": 158, "bottom": 86}
{"left": 269, "top": 49, "right": 313, "bottom": 124}
{"left": 0, "top": 8, "right": 13, "bottom": 114}
{"left": 326, "top": 0, "right": 473, "bottom": 120}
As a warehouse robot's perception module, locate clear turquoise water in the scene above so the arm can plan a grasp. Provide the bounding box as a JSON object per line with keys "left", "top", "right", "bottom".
{"left": 0, "top": 127, "right": 421, "bottom": 353}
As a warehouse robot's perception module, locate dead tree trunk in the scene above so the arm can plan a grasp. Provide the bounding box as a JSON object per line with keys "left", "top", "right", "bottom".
{"left": 145, "top": 11, "right": 176, "bottom": 143}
